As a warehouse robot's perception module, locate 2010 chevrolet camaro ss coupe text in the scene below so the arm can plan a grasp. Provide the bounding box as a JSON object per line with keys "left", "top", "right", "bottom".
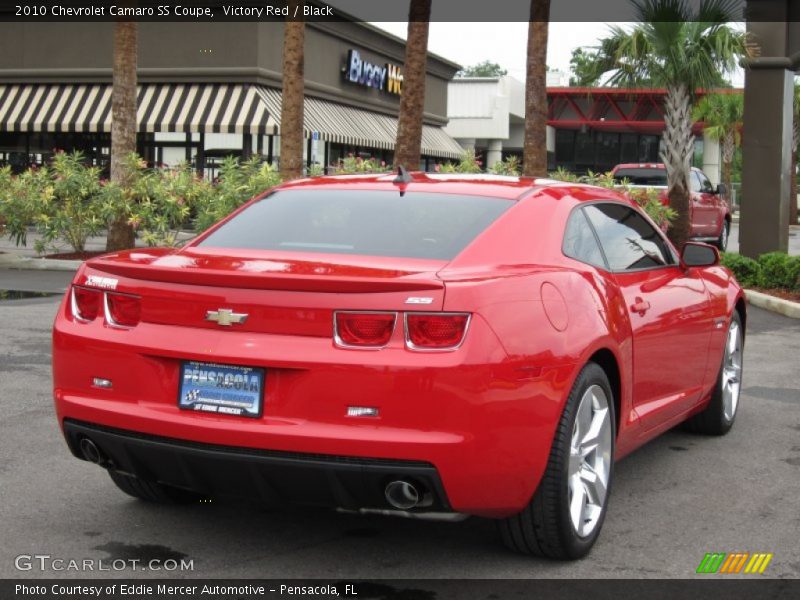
{"left": 52, "top": 172, "right": 745, "bottom": 559}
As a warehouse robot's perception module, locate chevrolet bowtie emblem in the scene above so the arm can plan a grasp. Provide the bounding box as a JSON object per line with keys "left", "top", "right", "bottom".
{"left": 205, "top": 309, "right": 248, "bottom": 327}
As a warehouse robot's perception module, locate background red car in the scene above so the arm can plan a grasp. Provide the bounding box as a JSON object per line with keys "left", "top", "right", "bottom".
{"left": 611, "top": 163, "right": 732, "bottom": 250}
{"left": 52, "top": 172, "right": 745, "bottom": 559}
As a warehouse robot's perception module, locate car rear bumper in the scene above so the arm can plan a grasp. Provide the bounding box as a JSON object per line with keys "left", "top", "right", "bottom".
{"left": 53, "top": 294, "right": 576, "bottom": 518}
{"left": 63, "top": 419, "right": 451, "bottom": 512}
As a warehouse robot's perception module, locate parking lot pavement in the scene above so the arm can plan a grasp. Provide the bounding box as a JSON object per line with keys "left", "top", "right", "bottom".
{"left": 728, "top": 222, "right": 800, "bottom": 255}
{"left": 0, "top": 269, "right": 76, "bottom": 294}
{"left": 1, "top": 298, "right": 798, "bottom": 580}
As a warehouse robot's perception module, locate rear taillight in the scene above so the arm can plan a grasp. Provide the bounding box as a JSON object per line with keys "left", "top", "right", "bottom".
{"left": 71, "top": 286, "right": 102, "bottom": 322}
{"left": 105, "top": 292, "right": 141, "bottom": 328}
{"left": 405, "top": 313, "right": 470, "bottom": 350}
{"left": 334, "top": 311, "right": 396, "bottom": 348}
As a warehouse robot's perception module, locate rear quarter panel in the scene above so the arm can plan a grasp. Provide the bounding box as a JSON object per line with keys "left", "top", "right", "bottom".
{"left": 437, "top": 188, "right": 636, "bottom": 495}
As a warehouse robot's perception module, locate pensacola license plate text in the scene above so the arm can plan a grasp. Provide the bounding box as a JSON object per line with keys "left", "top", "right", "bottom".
{"left": 178, "top": 361, "right": 264, "bottom": 418}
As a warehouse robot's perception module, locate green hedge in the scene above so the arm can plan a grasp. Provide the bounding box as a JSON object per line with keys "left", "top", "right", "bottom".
{"left": 721, "top": 252, "right": 800, "bottom": 290}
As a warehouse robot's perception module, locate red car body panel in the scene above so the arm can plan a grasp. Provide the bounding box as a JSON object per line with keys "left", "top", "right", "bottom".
{"left": 611, "top": 163, "right": 731, "bottom": 241}
{"left": 52, "top": 173, "right": 744, "bottom": 518}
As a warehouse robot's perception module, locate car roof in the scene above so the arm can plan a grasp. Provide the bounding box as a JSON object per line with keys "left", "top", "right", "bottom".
{"left": 272, "top": 171, "right": 631, "bottom": 203}
{"left": 613, "top": 163, "right": 702, "bottom": 173}
{"left": 613, "top": 163, "right": 666, "bottom": 170}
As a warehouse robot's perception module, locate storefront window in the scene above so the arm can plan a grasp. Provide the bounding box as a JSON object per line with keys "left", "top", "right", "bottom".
{"left": 555, "top": 129, "right": 576, "bottom": 170}
{"left": 574, "top": 131, "right": 594, "bottom": 170}
{"left": 595, "top": 132, "right": 621, "bottom": 172}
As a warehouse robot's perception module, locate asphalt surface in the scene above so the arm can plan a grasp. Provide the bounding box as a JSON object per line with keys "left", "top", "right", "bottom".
{"left": 0, "top": 292, "right": 798, "bottom": 580}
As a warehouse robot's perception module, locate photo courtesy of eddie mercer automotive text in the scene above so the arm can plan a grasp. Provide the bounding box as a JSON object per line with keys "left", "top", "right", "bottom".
{"left": 52, "top": 171, "right": 746, "bottom": 560}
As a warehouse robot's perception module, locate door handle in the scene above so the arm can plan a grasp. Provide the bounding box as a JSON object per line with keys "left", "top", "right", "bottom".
{"left": 630, "top": 297, "right": 651, "bottom": 316}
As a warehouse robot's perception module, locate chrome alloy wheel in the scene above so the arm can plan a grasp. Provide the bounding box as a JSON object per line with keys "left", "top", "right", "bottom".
{"left": 568, "top": 385, "right": 612, "bottom": 538}
{"left": 722, "top": 319, "right": 743, "bottom": 422}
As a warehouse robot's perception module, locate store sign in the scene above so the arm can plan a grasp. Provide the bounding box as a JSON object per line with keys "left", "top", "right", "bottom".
{"left": 344, "top": 49, "right": 403, "bottom": 96}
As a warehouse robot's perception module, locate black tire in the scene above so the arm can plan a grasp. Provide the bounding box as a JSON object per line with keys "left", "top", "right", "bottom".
{"left": 683, "top": 311, "right": 743, "bottom": 436}
{"left": 108, "top": 471, "right": 204, "bottom": 504}
{"left": 498, "top": 362, "right": 615, "bottom": 559}
{"left": 715, "top": 220, "right": 729, "bottom": 252}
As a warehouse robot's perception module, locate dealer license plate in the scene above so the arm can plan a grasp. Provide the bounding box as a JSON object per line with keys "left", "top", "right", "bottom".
{"left": 178, "top": 361, "right": 264, "bottom": 418}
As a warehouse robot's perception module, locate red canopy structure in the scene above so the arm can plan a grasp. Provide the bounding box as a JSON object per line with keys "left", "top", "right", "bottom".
{"left": 547, "top": 87, "right": 741, "bottom": 135}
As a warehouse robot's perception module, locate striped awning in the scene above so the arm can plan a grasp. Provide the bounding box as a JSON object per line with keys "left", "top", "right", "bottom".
{"left": 256, "top": 87, "right": 464, "bottom": 159}
{"left": 0, "top": 82, "right": 464, "bottom": 159}
{"left": 0, "top": 83, "right": 278, "bottom": 135}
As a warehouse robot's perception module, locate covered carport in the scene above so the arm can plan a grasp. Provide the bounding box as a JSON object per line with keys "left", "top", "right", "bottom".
{"left": 740, "top": 1, "right": 800, "bottom": 257}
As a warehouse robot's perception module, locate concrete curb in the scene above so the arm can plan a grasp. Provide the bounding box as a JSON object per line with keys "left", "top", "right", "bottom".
{"left": 745, "top": 289, "right": 800, "bottom": 320}
{"left": 0, "top": 253, "right": 82, "bottom": 271}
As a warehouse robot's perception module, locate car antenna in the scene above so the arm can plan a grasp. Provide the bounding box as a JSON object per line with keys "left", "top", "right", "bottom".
{"left": 393, "top": 165, "right": 412, "bottom": 197}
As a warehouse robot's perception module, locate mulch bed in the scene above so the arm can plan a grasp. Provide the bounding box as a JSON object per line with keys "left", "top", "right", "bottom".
{"left": 42, "top": 250, "right": 107, "bottom": 260}
{"left": 754, "top": 288, "right": 800, "bottom": 304}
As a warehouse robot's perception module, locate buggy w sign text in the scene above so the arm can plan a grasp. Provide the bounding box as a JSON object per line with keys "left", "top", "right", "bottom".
{"left": 344, "top": 49, "right": 403, "bottom": 96}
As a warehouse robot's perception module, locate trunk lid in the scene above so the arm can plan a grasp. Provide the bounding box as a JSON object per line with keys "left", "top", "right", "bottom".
{"left": 81, "top": 248, "right": 446, "bottom": 337}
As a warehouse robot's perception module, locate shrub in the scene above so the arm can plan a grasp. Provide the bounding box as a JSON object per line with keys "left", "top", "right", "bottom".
{"left": 757, "top": 252, "right": 800, "bottom": 290}
{"left": 331, "top": 155, "right": 387, "bottom": 175}
{"left": 720, "top": 253, "right": 761, "bottom": 288}
{"left": 789, "top": 256, "right": 800, "bottom": 291}
{"left": 0, "top": 164, "right": 52, "bottom": 247}
{"left": 193, "top": 156, "right": 281, "bottom": 233}
{"left": 490, "top": 156, "right": 521, "bottom": 176}
{"left": 99, "top": 155, "right": 213, "bottom": 247}
{"left": 438, "top": 149, "right": 482, "bottom": 174}
{"left": 39, "top": 151, "right": 105, "bottom": 253}
{"left": 549, "top": 168, "right": 676, "bottom": 230}
{"left": 548, "top": 167, "right": 581, "bottom": 183}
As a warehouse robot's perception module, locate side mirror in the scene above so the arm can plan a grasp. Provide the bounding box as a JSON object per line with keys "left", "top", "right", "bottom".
{"left": 715, "top": 183, "right": 727, "bottom": 197}
{"left": 682, "top": 242, "right": 719, "bottom": 267}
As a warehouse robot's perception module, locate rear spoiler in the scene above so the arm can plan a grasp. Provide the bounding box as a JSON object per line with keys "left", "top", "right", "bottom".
{"left": 85, "top": 259, "right": 444, "bottom": 294}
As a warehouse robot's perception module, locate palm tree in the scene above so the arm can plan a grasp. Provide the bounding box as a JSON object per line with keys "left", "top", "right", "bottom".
{"left": 791, "top": 81, "right": 800, "bottom": 226}
{"left": 693, "top": 92, "right": 743, "bottom": 204}
{"left": 522, "top": 0, "right": 550, "bottom": 177}
{"left": 280, "top": 2, "right": 305, "bottom": 181}
{"left": 587, "top": 0, "right": 745, "bottom": 249}
{"left": 106, "top": 22, "right": 138, "bottom": 252}
{"left": 393, "top": 0, "right": 431, "bottom": 170}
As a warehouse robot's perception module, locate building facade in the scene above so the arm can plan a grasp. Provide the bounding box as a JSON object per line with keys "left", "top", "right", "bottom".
{"left": 446, "top": 76, "right": 729, "bottom": 183}
{"left": 0, "top": 20, "right": 464, "bottom": 176}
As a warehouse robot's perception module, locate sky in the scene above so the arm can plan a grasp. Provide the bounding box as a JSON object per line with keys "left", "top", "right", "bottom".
{"left": 371, "top": 22, "right": 746, "bottom": 87}
{"left": 372, "top": 22, "right": 608, "bottom": 80}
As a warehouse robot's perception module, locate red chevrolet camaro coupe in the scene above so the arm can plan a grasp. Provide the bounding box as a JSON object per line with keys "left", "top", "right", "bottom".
{"left": 52, "top": 171, "right": 745, "bottom": 559}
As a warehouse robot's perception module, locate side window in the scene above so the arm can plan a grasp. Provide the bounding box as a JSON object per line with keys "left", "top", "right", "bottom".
{"left": 583, "top": 203, "right": 675, "bottom": 271}
{"left": 563, "top": 208, "right": 607, "bottom": 269}
{"left": 690, "top": 171, "right": 702, "bottom": 192}
{"left": 698, "top": 171, "right": 714, "bottom": 193}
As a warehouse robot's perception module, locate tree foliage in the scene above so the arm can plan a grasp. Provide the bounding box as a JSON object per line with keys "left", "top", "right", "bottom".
{"left": 586, "top": 0, "right": 746, "bottom": 248}
{"left": 693, "top": 91, "right": 743, "bottom": 198}
{"left": 568, "top": 48, "right": 602, "bottom": 87}
{"left": 457, "top": 61, "right": 508, "bottom": 78}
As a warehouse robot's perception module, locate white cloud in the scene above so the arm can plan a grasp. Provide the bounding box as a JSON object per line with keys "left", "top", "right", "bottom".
{"left": 371, "top": 21, "right": 744, "bottom": 87}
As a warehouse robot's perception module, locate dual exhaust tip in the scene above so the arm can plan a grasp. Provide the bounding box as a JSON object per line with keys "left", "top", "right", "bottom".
{"left": 79, "top": 437, "right": 105, "bottom": 465}
{"left": 81, "top": 437, "right": 427, "bottom": 511}
{"left": 385, "top": 480, "right": 425, "bottom": 510}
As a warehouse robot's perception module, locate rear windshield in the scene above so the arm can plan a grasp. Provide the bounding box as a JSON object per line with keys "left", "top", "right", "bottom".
{"left": 612, "top": 168, "right": 667, "bottom": 186}
{"left": 198, "top": 190, "right": 513, "bottom": 260}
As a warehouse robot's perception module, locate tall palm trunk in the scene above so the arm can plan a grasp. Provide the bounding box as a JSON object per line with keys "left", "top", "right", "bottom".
{"left": 660, "top": 83, "right": 694, "bottom": 249}
{"left": 106, "top": 22, "right": 137, "bottom": 252}
{"left": 393, "top": 0, "right": 431, "bottom": 170}
{"left": 721, "top": 130, "right": 735, "bottom": 204}
{"left": 522, "top": 0, "right": 550, "bottom": 177}
{"left": 280, "top": 4, "right": 305, "bottom": 181}
{"left": 791, "top": 117, "right": 799, "bottom": 225}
